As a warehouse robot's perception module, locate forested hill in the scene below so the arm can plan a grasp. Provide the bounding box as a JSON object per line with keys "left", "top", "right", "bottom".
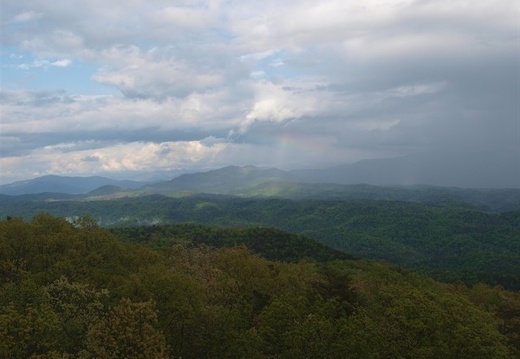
{"left": 2, "top": 195, "right": 518, "bottom": 290}
{"left": 112, "top": 224, "right": 355, "bottom": 263}
{"left": 0, "top": 214, "right": 519, "bottom": 358}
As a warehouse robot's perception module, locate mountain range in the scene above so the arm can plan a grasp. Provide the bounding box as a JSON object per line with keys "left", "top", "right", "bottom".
{"left": 140, "top": 165, "right": 297, "bottom": 195}
{"left": 0, "top": 175, "right": 143, "bottom": 196}
{"left": 2, "top": 148, "right": 518, "bottom": 197}
{"left": 1, "top": 165, "right": 519, "bottom": 212}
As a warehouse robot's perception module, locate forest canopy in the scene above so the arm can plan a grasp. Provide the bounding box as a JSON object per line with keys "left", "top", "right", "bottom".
{"left": 2, "top": 196, "right": 519, "bottom": 290}
{"left": 0, "top": 214, "right": 519, "bottom": 358}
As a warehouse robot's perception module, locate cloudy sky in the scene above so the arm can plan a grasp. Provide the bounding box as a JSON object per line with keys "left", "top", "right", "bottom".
{"left": 1, "top": 0, "right": 519, "bottom": 185}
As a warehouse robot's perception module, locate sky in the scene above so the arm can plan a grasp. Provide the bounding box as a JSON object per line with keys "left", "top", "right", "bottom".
{"left": 1, "top": 0, "right": 519, "bottom": 186}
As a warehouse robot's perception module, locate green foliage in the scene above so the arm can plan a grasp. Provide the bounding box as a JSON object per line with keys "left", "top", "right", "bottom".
{"left": 3, "top": 195, "right": 518, "bottom": 289}
{"left": 112, "top": 224, "right": 354, "bottom": 262}
{"left": 0, "top": 302, "right": 62, "bottom": 358}
{"left": 44, "top": 276, "right": 109, "bottom": 352}
{"left": 0, "top": 214, "right": 518, "bottom": 358}
{"left": 107, "top": 198, "right": 520, "bottom": 290}
{"left": 348, "top": 278, "right": 511, "bottom": 358}
{"left": 83, "top": 298, "right": 170, "bottom": 359}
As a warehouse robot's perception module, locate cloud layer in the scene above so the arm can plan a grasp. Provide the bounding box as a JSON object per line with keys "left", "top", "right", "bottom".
{"left": 1, "top": 0, "right": 518, "bottom": 185}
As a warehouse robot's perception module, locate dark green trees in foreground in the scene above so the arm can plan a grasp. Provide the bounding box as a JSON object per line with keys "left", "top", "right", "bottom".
{"left": 1, "top": 214, "right": 519, "bottom": 358}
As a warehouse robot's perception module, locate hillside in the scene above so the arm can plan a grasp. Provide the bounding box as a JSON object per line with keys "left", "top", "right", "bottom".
{"left": 142, "top": 165, "right": 298, "bottom": 195}
{"left": 1, "top": 195, "right": 519, "bottom": 290}
{"left": 239, "top": 181, "right": 520, "bottom": 212}
{"left": 0, "top": 214, "right": 518, "bottom": 358}
{"left": 112, "top": 224, "right": 355, "bottom": 263}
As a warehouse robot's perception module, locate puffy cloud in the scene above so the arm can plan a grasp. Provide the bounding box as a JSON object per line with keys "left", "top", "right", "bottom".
{"left": 91, "top": 46, "right": 244, "bottom": 99}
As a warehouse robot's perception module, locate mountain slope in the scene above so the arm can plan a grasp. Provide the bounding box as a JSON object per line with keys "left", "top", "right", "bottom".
{"left": 143, "top": 165, "right": 298, "bottom": 195}
{"left": 241, "top": 182, "right": 520, "bottom": 212}
{"left": 130, "top": 164, "right": 520, "bottom": 211}
{"left": 112, "top": 224, "right": 355, "bottom": 263}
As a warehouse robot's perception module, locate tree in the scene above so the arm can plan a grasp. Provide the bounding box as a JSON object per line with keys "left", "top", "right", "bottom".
{"left": 44, "top": 276, "right": 109, "bottom": 353}
{"left": 83, "top": 298, "right": 171, "bottom": 359}
{"left": 0, "top": 302, "right": 62, "bottom": 358}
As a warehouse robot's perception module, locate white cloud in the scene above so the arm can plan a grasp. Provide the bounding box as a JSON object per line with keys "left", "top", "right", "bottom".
{"left": 1, "top": 140, "right": 229, "bottom": 180}
{"left": 51, "top": 59, "right": 71, "bottom": 67}
{"left": 238, "top": 80, "right": 321, "bottom": 133}
{"left": 93, "top": 55, "right": 225, "bottom": 99}
{"left": 11, "top": 11, "right": 42, "bottom": 23}
{"left": 11, "top": 58, "right": 72, "bottom": 70}
{"left": 150, "top": 5, "right": 217, "bottom": 30}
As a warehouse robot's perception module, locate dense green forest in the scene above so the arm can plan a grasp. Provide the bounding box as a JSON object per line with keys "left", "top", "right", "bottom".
{"left": 111, "top": 224, "right": 356, "bottom": 263}
{"left": 2, "top": 195, "right": 519, "bottom": 290}
{"left": 1, "top": 214, "right": 519, "bottom": 358}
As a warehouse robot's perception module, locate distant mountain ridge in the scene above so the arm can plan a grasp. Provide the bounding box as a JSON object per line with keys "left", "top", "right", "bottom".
{"left": 0, "top": 175, "right": 144, "bottom": 196}
{"left": 143, "top": 165, "right": 298, "bottom": 195}
{"left": 3, "top": 146, "right": 519, "bottom": 196}
{"left": 2, "top": 166, "right": 519, "bottom": 212}
{"left": 0, "top": 166, "right": 301, "bottom": 197}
